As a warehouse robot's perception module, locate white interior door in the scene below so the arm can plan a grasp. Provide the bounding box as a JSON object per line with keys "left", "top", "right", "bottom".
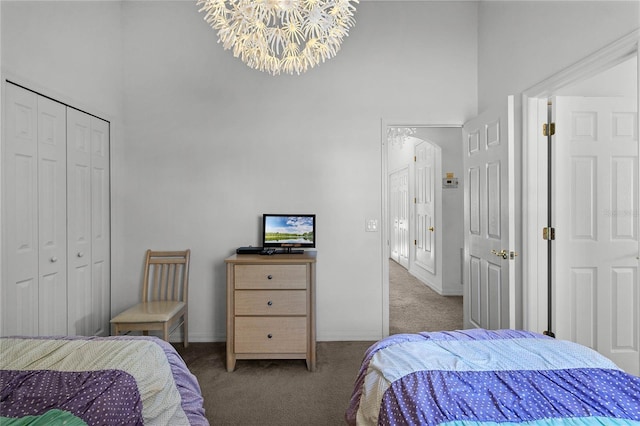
{"left": 390, "top": 167, "right": 409, "bottom": 268}
{"left": 91, "top": 116, "right": 111, "bottom": 336}
{"left": 553, "top": 96, "right": 639, "bottom": 375}
{"left": 37, "top": 95, "right": 68, "bottom": 335}
{"left": 390, "top": 171, "right": 400, "bottom": 263}
{"left": 67, "top": 108, "right": 94, "bottom": 335}
{"left": 3, "top": 84, "right": 40, "bottom": 335}
{"left": 2, "top": 84, "right": 67, "bottom": 336}
{"left": 3, "top": 83, "right": 111, "bottom": 337}
{"left": 414, "top": 141, "right": 435, "bottom": 274}
{"left": 463, "top": 97, "right": 516, "bottom": 330}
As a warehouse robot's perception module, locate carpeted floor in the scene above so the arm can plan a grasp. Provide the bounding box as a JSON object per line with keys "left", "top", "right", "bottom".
{"left": 388, "top": 259, "right": 463, "bottom": 334}
{"left": 176, "top": 340, "right": 372, "bottom": 425}
{"left": 175, "top": 260, "right": 462, "bottom": 425}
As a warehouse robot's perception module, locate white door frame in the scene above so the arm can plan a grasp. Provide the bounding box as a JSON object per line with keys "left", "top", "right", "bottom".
{"left": 522, "top": 29, "right": 640, "bottom": 332}
{"left": 381, "top": 120, "right": 462, "bottom": 337}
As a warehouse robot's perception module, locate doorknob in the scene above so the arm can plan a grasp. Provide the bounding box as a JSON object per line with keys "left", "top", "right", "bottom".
{"left": 491, "top": 249, "right": 509, "bottom": 259}
{"left": 491, "top": 249, "right": 518, "bottom": 260}
{"left": 428, "top": 226, "right": 434, "bottom": 232}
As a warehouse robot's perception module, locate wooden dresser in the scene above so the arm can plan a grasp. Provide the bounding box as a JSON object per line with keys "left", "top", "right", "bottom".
{"left": 224, "top": 252, "right": 316, "bottom": 372}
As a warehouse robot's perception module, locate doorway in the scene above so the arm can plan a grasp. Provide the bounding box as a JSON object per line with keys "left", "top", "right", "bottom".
{"left": 524, "top": 33, "right": 639, "bottom": 374}
{"left": 382, "top": 123, "right": 464, "bottom": 336}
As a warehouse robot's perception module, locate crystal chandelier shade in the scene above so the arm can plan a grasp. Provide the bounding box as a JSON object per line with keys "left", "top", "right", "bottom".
{"left": 197, "top": 0, "right": 359, "bottom": 76}
{"left": 387, "top": 127, "right": 417, "bottom": 148}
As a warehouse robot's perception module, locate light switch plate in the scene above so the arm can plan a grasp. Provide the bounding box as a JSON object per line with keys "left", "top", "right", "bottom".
{"left": 365, "top": 219, "right": 379, "bottom": 232}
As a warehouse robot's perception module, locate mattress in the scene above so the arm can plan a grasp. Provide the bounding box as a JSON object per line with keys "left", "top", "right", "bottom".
{"left": 346, "top": 329, "right": 640, "bottom": 425}
{"left": 1, "top": 335, "right": 208, "bottom": 425}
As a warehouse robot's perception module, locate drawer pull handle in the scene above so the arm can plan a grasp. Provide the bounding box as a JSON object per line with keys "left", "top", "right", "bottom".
{"left": 267, "top": 300, "right": 273, "bottom": 306}
{"left": 267, "top": 275, "right": 273, "bottom": 280}
{"left": 267, "top": 334, "right": 273, "bottom": 339}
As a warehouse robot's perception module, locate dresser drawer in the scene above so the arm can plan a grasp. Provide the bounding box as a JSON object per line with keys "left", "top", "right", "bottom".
{"left": 235, "top": 317, "right": 307, "bottom": 353}
{"left": 235, "top": 264, "right": 307, "bottom": 289}
{"left": 235, "top": 290, "right": 307, "bottom": 316}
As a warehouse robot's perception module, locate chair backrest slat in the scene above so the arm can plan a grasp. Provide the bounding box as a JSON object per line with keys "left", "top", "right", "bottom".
{"left": 172, "top": 264, "right": 179, "bottom": 300}
{"left": 160, "top": 263, "right": 168, "bottom": 300}
{"left": 142, "top": 249, "right": 191, "bottom": 303}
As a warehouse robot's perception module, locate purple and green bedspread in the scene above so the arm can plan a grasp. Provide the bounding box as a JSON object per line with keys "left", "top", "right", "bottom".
{"left": 0, "top": 335, "right": 208, "bottom": 425}
{"left": 346, "top": 329, "right": 640, "bottom": 426}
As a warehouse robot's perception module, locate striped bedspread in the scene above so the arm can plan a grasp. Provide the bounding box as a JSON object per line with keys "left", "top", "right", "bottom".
{"left": 1, "top": 336, "right": 208, "bottom": 425}
{"left": 346, "top": 329, "right": 640, "bottom": 426}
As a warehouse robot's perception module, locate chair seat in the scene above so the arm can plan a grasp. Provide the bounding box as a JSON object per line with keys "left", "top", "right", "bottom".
{"left": 111, "top": 300, "right": 185, "bottom": 323}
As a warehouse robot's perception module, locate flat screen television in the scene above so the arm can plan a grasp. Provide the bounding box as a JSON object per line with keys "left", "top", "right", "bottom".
{"left": 262, "top": 214, "right": 316, "bottom": 254}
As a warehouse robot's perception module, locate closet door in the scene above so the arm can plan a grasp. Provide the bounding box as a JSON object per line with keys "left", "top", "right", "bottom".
{"left": 67, "top": 108, "right": 110, "bottom": 336}
{"left": 3, "top": 84, "right": 39, "bottom": 335}
{"left": 37, "top": 96, "right": 68, "bottom": 335}
{"left": 90, "top": 116, "right": 111, "bottom": 336}
{"left": 2, "top": 83, "right": 67, "bottom": 336}
{"left": 3, "top": 84, "right": 110, "bottom": 337}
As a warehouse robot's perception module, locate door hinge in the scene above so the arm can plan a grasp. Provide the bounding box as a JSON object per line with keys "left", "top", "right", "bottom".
{"left": 542, "top": 227, "right": 555, "bottom": 240}
{"left": 414, "top": 197, "right": 417, "bottom": 204}
{"left": 543, "top": 122, "right": 556, "bottom": 137}
{"left": 414, "top": 155, "right": 417, "bottom": 162}
{"left": 414, "top": 239, "right": 417, "bottom": 246}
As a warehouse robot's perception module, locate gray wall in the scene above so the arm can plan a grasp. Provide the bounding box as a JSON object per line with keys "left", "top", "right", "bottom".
{"left": 478, "top": 1, "right": 640, "bottom": 112}
{"left": 2, "top": 0, "right": 637, "bottom": 341}
{"left": 117, "top": 1, "right": 478, "bottom": 341}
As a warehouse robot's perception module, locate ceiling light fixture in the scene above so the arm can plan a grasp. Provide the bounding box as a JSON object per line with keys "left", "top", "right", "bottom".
{"left": 387, "top": 127, "right": 417, "bottom": 148}
{"left": 197, "top": 0, "right": 358, "bottom": 76}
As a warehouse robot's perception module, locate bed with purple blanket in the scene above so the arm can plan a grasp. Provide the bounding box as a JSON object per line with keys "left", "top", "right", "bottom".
{"left": 1, "top": 335, "right": 208, "bottom": 425}
{"left": 346, "top": 329, "right": 640, "bottom": 425}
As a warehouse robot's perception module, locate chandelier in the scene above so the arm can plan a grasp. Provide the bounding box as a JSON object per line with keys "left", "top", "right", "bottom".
{"left": 387, "top": 127, "right": 417, "bottom": 148}
{"left": 197, "top": 0, "right": 359, "bottom": 76}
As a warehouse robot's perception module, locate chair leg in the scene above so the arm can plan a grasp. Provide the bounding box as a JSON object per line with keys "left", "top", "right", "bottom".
{"left": 184, "top": 314, "right": 189, "bottom": 348}
{"left": 163, "top": 323, "right": 169, "bottom": 342}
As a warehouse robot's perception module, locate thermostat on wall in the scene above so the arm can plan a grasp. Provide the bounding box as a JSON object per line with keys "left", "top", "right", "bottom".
{"left": 443, "top": 173, "right": 458, "bottom": 189}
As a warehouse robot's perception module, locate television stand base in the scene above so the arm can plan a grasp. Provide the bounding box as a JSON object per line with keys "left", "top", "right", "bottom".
{"left": 276, "top": 248, "right": 305, "bottom": 254}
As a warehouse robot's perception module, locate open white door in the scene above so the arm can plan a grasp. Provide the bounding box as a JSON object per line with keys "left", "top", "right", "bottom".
{"left": 414, "top": 141, "right": 436, "bottom": 274}
{"left": 552, "top": 96, "right": 639, "bottom": 375}
{"left": 463, "top": 96, "right": 516, "bottom": 330}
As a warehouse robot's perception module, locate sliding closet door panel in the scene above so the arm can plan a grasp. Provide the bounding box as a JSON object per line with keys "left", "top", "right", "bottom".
{"left": 67, "top": 108, "right": 93, "bottom": 336}
{"left": 37, "top": 96, "right": 68, "bottom": 335}
{"left": 91, "top": 117, "right": 110, "bottom": 336}
{"left": 3, "top": 84, "right": 39, "bottom": 335}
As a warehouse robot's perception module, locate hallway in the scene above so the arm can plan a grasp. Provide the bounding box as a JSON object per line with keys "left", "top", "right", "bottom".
{"left": 389, "top": 260, "right": 463, "bottom": 335}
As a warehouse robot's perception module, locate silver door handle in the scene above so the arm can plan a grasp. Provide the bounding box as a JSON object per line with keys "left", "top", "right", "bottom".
{"left": 51, "top": 256, "right": 58, "bottom": 263}
{"left": 77, "top": 252, "right": 84, "bottom": 258}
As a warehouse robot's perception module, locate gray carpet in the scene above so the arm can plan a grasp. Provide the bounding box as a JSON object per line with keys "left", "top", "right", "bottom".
{"left": 388, "top": 259, "right": 463, "bottom": 334}
{"left": 176, "top": 260, "right": 462, "bottom": 425}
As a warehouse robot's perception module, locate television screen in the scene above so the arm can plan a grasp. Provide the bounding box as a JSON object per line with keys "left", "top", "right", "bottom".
{"left": 262, "top": 214, "right": 315, "bottom": 253}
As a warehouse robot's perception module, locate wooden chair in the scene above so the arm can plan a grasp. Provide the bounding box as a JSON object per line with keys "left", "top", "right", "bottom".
{"left": 111, "top": 249, "right": 191, "bottom": 347}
